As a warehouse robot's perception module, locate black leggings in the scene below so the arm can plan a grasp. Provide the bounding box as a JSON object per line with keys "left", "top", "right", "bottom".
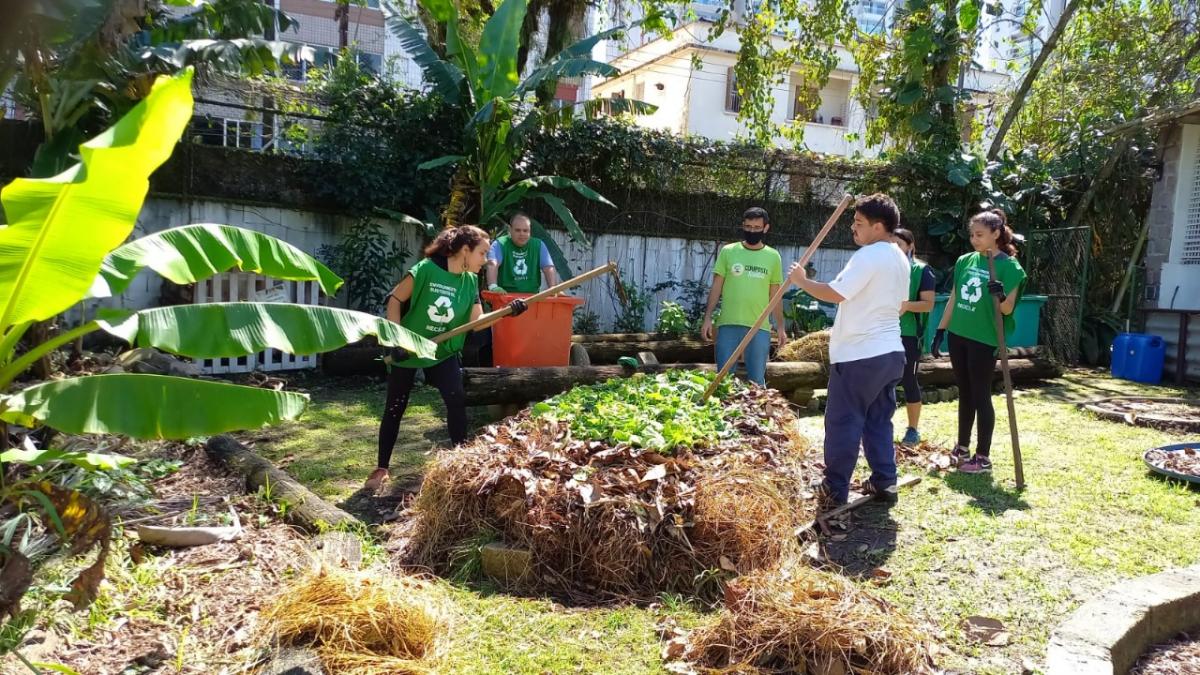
{"left": 901, "top": 335, "right": 922, "bottom": 403}
{"left": 377, "top": 356, "right": 467, "bottom": 470}
{"left": 948, "top": 332, "right": 997, "bottom": 456}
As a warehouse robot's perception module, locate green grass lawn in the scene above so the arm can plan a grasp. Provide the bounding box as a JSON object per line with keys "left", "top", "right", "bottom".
{"left": 246, "top": 369, "right": 1199, "bottom": 674}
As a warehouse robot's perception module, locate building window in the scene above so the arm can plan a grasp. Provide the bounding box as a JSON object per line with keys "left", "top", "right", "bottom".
{"left": 793, "top": 86, "right": 819, "bottom": 122}
{"left": 356, "top": 51, "right": 383, "bottom": 76}
{"left": 1178, "top": 124, "right": 1200, "bottom": 265}
{"left": 725, "top": 67, "right": 741, "bottom": 113}
{"left": 601, "top": 90, "right": 625, "bottom": 116}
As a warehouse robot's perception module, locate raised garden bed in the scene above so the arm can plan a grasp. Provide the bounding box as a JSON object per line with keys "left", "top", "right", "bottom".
{"left": 1081, "top": 397, "right": 1200, "bottom": 431}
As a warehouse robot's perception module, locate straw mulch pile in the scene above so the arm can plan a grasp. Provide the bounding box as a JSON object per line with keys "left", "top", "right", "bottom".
{"left": 261, "top": 567, "right": 442, "bottom": 675}
{"left": 777, "top": 330, "right": 831, "bottom": 365}
{"left": 680, "top": 565, "right": 935, "bottom": 674}
{"left": 398, "top": 384, "right": 818, "bottom": 600}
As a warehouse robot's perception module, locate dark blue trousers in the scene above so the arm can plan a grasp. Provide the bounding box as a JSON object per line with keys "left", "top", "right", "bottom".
{"left": 823, "top": 351, "right": 905, "bottom": 502}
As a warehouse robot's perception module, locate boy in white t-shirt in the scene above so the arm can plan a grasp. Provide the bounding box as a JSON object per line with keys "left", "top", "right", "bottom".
{"left": 787, "top": 194, "right": 910, "bottom": 509}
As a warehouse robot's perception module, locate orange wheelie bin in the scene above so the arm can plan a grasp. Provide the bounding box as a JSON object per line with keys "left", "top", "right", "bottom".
{"left": 481, "top": 291, "right": 586, "bottom": 367}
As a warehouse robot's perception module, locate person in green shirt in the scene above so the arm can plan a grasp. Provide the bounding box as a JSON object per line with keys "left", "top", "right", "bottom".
{"left": 930, "top": 209, "right": 1027, "bottom": 475}
{"left": 485, "top": 213, "right": 558, "bottom": 293}
{"left": 892, "top": 228, "right": 935, "bottom": 445}
{"left": 700, "top": 207, "right": 787, "bottom": 386}
{"left": 367, "top": 225, "right": 528, "bottom": 491}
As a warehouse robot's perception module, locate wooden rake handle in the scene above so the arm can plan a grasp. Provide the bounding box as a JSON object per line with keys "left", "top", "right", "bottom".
{"left": 987, "top": 253, "right": 1025, "bottom": 489}
{"left": 701, "top": 194, "right": 855, "bottom": 400}
{"left": 433, "top": 261, "right": 619, "bottom": 344}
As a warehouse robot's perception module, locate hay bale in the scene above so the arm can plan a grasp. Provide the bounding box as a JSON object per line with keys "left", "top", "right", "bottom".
{"left": 693, "top": 464, "right": 799, "bottom": 574}
{"left": 262, "top": 567, "right": 440, "bottom": 675}
{"left": 687, "top": 566, "right": 933, "bottom": 674}
{"left": 777, "top": 330, "right": 831, "bottom": 365}
{"left": 401, "top": 386, "right": 819, "bottom": 599}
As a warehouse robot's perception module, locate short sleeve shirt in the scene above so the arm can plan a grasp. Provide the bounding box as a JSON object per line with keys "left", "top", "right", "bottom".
{"left": 946, "top": 251, "right": 1027, "bottom": 347}
{"left": 713, "top": 243, "right": 783, "bottom": 330}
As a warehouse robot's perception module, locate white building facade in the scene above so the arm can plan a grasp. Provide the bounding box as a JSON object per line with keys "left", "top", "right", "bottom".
{"left": 589, "top": 1, "right": 1015, "bottom": 156}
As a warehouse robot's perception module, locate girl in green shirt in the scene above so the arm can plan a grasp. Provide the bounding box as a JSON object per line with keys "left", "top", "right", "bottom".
{"left": 892, "top": 228, "right": 935, "bottom": 446}
{"left": 930, "top": 210, "right": 1027, "bottom": 475}
{"left": 367, "top": 225, "right": 528, "bottom": 490}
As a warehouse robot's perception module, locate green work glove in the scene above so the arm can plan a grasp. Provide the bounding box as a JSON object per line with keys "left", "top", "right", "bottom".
{"left": 488, "top": 284, "right": 504, "bottom": 293}
{"left": 617, "top": 356, "right": 639, "bottom": 369}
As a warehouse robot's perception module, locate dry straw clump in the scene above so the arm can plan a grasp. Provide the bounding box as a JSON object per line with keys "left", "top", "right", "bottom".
{"left": 400, "top": 385, "right": 817, "bottom": 600}
{"left": 262, "top": 567, "right": 441, "bottom": 675}
{"left": 777, "top": 330, "right": 831, "bottom": 365}
{"left": 686, "top": 565, "right": 933, "bottom": 674}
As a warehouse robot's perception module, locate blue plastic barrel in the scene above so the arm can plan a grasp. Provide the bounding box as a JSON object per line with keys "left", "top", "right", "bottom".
{"left": 1111, "top": 333, "right": 1165, "bottom": 383}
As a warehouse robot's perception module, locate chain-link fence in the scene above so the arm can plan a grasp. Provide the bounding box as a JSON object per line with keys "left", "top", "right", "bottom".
{"left": 1023, "top": 225, "right": 1090, "bottom": 364}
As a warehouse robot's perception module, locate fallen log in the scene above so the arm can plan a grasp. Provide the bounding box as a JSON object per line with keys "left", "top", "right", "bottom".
{"left": 206, "top": 435, "right": 357, "bottom": 531}
{"left": 461, "top": 357, "right": 1060, "bottom": 406}
{"left": 576, "top": 337, "right": 714, "bottom": 364}
{"left": 572, "top": 333, "right": 1041, "bottom": 365}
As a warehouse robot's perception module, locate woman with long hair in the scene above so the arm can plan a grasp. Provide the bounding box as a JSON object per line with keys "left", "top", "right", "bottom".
{"left": 366, "top": 225, "right": 527, "bottom": 490}
{"left": 930, "top": 210, "right": 1027, "bottom": 475}
{"left": 891, "top": 228, "right": 935, "bottom": 445}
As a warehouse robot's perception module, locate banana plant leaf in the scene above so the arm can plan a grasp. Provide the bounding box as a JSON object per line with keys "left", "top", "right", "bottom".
{"left": 0, "top": 447, "right": 136, "bottom": 471}
{"left": 476, "top": 0, "right": 526, "bottom": 99}
{"left": 0, "top": 70, "right": 194, "bottom": 328}
{"left": 529, "top": 218, "right": 576, "bottom": 281}
{"left": 0, "top": 374, "right": 309, "bottom": 440}
{"left": 91, "top": 223, "right": 344, "bottom": 298}
{"left": 94, "top": 303, "right": 437, "bottom": 359}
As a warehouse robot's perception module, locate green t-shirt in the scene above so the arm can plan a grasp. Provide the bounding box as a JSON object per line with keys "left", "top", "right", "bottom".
{"left": 396, "top": 257, "right": 478, "bottom": 367}
{"left": 947, "top": 252, "right": 1027, "bottom": 348}
{"left": 497, "top": 234, "right": 543, "bottom": 293}
{"left": 900, "top": 260, "right": 935, "bottom": 338}
{"left": 713, "top": 243, "right": 783, "bottom": 331}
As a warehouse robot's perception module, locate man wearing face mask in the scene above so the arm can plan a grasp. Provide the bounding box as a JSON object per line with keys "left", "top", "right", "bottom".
{"left": 700, "top": 207, "right": 787, "bottom": 387}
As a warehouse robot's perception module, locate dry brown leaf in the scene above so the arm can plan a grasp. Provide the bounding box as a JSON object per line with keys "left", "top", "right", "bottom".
{"left": 0, "top": 551, "right": 33, "bottom": 620}
{"left": 719, "top": 555, "right": 737, "bottom": 572}
{"left": 962, "top": 615, "right": 1008, "bottom": 645}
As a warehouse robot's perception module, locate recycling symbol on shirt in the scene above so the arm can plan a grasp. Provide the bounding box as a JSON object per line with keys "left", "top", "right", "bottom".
{"left": 731, "top": 263, "right": 745, "bottom": 277}
{"left": 512, "top": 256, "right": 529, "bottom": 277}
{"left": 428, "top": 295, "right": 455, "bottom": 324}
{"left": 961, "top": 276, "right": 984, "bottom": 304}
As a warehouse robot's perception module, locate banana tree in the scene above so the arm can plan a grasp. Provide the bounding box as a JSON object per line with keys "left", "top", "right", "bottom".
{"left": 0, "top": 69, "right": 435, "bottom": 627}
{"left": 383, "top": 0, "right": 656, "bottom": 278}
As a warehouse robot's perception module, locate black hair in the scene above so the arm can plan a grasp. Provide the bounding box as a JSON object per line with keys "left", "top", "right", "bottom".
{"left": 969, "top": 208, "right": 1018, "bottom": 257}
{"left": 742, "top": 207, "right": 770, "bottom": 224}
{"left": 854, "top": 193, "right": 901, "bottom": 232}
{"left": 892, "top": 227, "right": 915, "bottom": 247}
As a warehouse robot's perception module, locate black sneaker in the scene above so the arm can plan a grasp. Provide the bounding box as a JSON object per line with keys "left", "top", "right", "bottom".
{"left": 861, "top": 480, "right": 899, "bottom": 505}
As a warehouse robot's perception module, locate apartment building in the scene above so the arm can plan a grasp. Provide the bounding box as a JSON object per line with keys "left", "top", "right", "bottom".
{"left": 589, "top": 1, "right": 1016, "bottom": 156}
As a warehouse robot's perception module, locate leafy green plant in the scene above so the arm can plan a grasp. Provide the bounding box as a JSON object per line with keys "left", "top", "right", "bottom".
{"left": 0, "top": 69, "right": 436, "bottom": 661}
{"left": 573, "top": 310, "right": 601, "bottom": 335}
{"left": 530, "top": 370, "right": 743, "bottom": 452}
{"left": 6, "top": 0, "right": 313, "bottom": 177}
{"left": 782, "top": 289, "right": 832, "bottom": 335}
{"left": 655, "top": 301, "right": 692, "bottom": 337}
{"left": 318, "top": 218, "right": 411, "bottom": 313}
{"left": 613, "top": 282, "right": 654, "bottom": 334}
{"left": 384, "top": 0, "right": 654, "bottom": 279}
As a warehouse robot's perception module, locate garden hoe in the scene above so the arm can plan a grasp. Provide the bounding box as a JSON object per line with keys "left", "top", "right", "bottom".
{"left": 434, "top": 261, "right": 624, "bottom": 343}
{"left": 701, "top": 193, "right": 856, "bottom": 401}
{"left": 988, "top": 253, "right": 1026, "bottom": 489}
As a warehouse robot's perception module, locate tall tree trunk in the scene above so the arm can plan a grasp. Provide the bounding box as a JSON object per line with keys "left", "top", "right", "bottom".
{"left": 986, "top": 0, "right": 1083, "bottom": 160}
